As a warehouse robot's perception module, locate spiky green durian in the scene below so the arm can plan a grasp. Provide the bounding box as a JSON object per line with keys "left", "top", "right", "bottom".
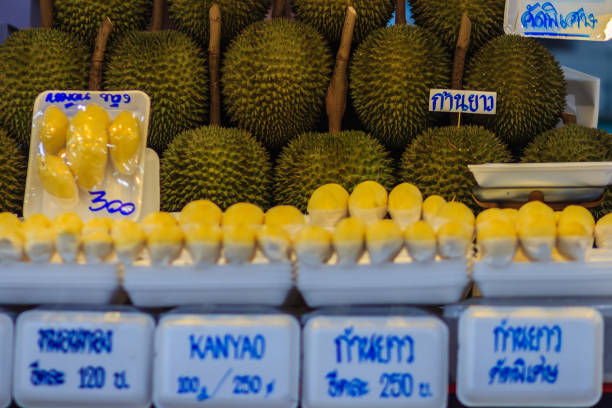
{"left": 464, "top": 35, "right": 566, "bottom": 154}
{"left": 400, "top": 126, "right": 512, "bottom": 207}
{"left": 350, "top": 25, "right": 451, "bottom": 151}
{"left": 293, "top": 0, "right": 395, "bottom": 45}
{"left": 522, "top": 125, "right": 612, "bottom": 218}
{"left": 222, "top": 19, "right": 333, "bottom": 150}
{"left": 160, "top": 126, "right": 272, "bottom": 211}
{"left": 0, "top": 129, "right": 27, "bottom": 215}
{"left": 0, "top": 28, "right": 89, "bottom": 147}
{"left": 408, "top": 0, "right": 505, "bottom": 50}
{"left": 54, "top": 0, "right": 152, "bottom": 47}
{"left": 168, "top": 0, "right": 269, "bottom": 47}
{"left": 104, "top": 30, "right": 208, "bottom": 153}
{"left": 274, "top": 131, "right": 394, "bottom": 211}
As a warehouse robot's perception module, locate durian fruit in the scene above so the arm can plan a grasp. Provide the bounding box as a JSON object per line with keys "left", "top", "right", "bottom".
{"left": 0, "top": 214, "right": 24, "bottom": 263}
{"left": 275, "top": 131, "right": 393, "bottom": 212}
{"left": 333, "top": 217, "right": 366, "bottom": 265}
{"left": 222, "top": 19, "right": 333, "bottom": 149}
{"left": 37, "top": 155, "right": 78, "bottom": 201}
{"left": 168, "top": 0, "right": 269, "bottom": 47}
{"left": 83, "top": 217, "right": 114, "bottom": 235}
{"left": 307, "top": 184, "right": 350, "bottom": 228}
{"left": 108, "top": 111, "right": 141, "bottom": 176}
{"left": 111, "top": 219, "right": 146, "bottom": 265}
{"left": 518, "top": 201, "right": 555, "bottom": 225}
{"left": 0, "top": 29, "right": 89, "bottom": 147}
{"left": 388, "top": 183, "right": 423, "bottom": 229}
{"left": 23, "top": 214, "right": 55, "bottom": 263}
{"left": 23, "top": 214, "right": 52, "bottom": 231}
{"left": 141, "top": 212, "right": 178, "bottom": 234}
{"left": 400, "top": 126, "right": 512, "bottom": 208}
{"left": 179, "top": 200, "right": 223, "bottom": 227}
{"left": 223, "top": 224, "right": 256, "bottom": 264}
{"left": 183, "top": 223, "right": 222, "bottom": 265}
{"left": 161, "top": 126, "right": 272, "bottom": 211}
{"left": 293, "top": 0, "right": 395, "bottom": 45}
{"left": 517, "top": 203, "right": 556, "bottom": 261}
{"left": 431, "top": 202, "right": 475, "bottom": 236}
{"left": 348, "top": 181, "right": 388, "bottom": 226}
{"left": 52, "top": 212, "right": 83, "bottom": 263}
{"left": 596, "top": 214, "right": 612, "bottom": 249}
{"left": 257, "top": 225, "right": 291, "bottom": 263}
{"left": 105, "top": 30, "right": 208, "bottom": 153}
{"left": 264, "top": 205, "right": 306, "bottom": 240}
{"left": 350, "top": 25, "right": 451, "bottom": 150}
{"left": 143, "top": 215, "right": 184, "bottom": 265}
{"left": 0, "top": 130, "right": 27, "bottom": 215}
{"left": 438, "top": 221, "right": 472, "bottom": 260}
{"left": 366, "top": 219, "right": 403, "bottom": 264}
{"left": 464, "top": 35, "right": 566, "bottom": 153}
{"left": 477, "top": 218, "right": 518, "bottom": 266}
{"left": 422, "top": 195, "right": 446, "bottom": 226}
{"left": 222, "top": 203, "right": 264, "bottom": 227}
{"left": 408, "top": 0, "right": 505, "bottom": 51}
{"left": 82, "top": 217, "right": 114, "bottom": 264}
{"left": 556, "top": 206, "right": 595, "bottom": 261}
{"left": 53, "top": 0, "right": 152, "bottom": 47}
{"left": 404, "top": 221, "right": 437, "bottom": 262}
{"left": 294, "top": 225, "right": 333, "bottom": 266}
{"left": 40, "top": 106, "right": 69, "bottom": 155}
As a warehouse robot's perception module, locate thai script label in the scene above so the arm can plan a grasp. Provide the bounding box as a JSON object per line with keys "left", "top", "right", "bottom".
{"left": 303, "top": 316, "right": 448, "bottom": 408}
{"left": 429, "top": 89, "right": 497, "bottom": 114}
{"left": 42, "top": 91, "right": 133, "bottom": 109}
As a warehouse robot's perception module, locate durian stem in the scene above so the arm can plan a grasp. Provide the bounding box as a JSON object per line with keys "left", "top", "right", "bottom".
{"left": 209, "top": 3, "right": 222, "bottom": 126}
{"left": 326, "top": 6, "right": 357, "bottom": 134}
{"left": 451, "top": 12, "right": 471, "bottom": 126}
{"left": 151, "top": 0, "right": 165, "bottom": 31}
{"left": 272, "top": 0, "right": 286, "bottom": 18}
{"left": 561, "top": 112, "right": 577, "bottom": 125}
{"left": 395, "top": 0, "right": 407, "bottom": 25}
{"left": 89, "top": 17, "right": 113, "bottom": 91}
{"left": 40, "top": 0, "right": 53, "bottom": 28}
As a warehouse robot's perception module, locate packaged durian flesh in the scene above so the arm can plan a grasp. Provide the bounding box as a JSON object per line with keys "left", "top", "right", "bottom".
{"left": 294, "top": 225, "right": 333, "bottom": 266}
{"left": 307, "top": 183, "right": 349, "bottom": 228}
{"left": 348, "top": 181, "right": 388, "bottom": 226}
{"left": 24, "top": 91, "right": 151, "bottom": 222}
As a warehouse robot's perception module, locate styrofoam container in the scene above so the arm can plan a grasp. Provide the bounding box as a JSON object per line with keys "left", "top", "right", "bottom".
{"left": 14, "top": 308, "right": 155, "bottom": 408}
{"left": 0, "top": 313, "right": 13, "bottom": 408}
{"left": 153, "top": 312, "right": 300, "bottom": 408}
{"left": 457, "top": 306, "right": 603, "bottom": 407}
{"left": 563, "top": 66, "right": 600, "bottom": 128}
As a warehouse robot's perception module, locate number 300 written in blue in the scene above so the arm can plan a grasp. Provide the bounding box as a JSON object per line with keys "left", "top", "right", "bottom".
{"left": 89, "top": 191, "right": 136, "bottom": 216}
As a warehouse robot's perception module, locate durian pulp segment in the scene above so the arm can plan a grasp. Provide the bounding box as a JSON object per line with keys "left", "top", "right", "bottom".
{"left": 517, "top": 216, "right": 556, "bottom": 262}
{"left": 24, "top": 225, "right": 55, "bottom": 263}
{"left": 40, "top": 106, "right": 68, "bottom": 155}
{"left": 0, "top": 213, "right": 21, "bottom": 231}
{"left": 348, "top": 181, "right": 388, "bottom": 225}
{"left": 222, "top": 202, "right": 264, "bottom": 227}
{"left": 37, "top": 155, "right": 78, "bottom": 201}
{"left": 0, "top": 224, "right": 24, "bottom": 262}
{"left": 432, "top": 201, "right": 475, "bottom": 235}
{"left": 558, "top": 205, "right": 595, "bottom": 233}
{"left": 146, "top": 224, "right": 184, "bottom": 265}
{"left": 294, "top": 225, "right": 333, "bottom": 266}
{"left": 477, "top": 219, "right": 518, "bottom": 266}
{"left": 223, "top": 224, "right": 257, "bottom": 264}
{"left": 366, "top": 219, "right": 403, "bottom": 264}
{"left": 388, "top": 183, "right": 423, "bottom": 229}
{"left": 333, "top": 217, "right": 366, "bottom": 265}
{"left": 517, "top": 201, "right": 555, "bottom": 224}
{"left": 557, "top": 220, "right": 593, "bottom": 261}
{"left": 595, "top": 213, "right": 612, "bottom": 249}
{"left": 108, "top": 111, "right": 141, "bottom": 175}
{"left": 308, "top": 183, "right": 349, "bottom": 228}
{"left": 141, "top": 212, "right": 178, "bottom": 235}
{"left": 82, "top": 231, "right": 113, "bottom": 264}
{"left": 422, "top": 195, "right": 446, "bottom": 226}
{"left": 111, "top": 219, "right": 146, "bottom": 265}
{"left": 183, "top": 222, "right": 222, "bottom": 265}
{"left": 257, "top": 225, "right": 291, "bottom": 263}
{"left": 265, "top": 205, "right": 306, "bottom": 240}
{"left": 437, "top": 221, "right": 472, "bottom": 260}
{"left": 83, "top": 217, "right": 114, "bottom": 235}
{"left": 53, "top": 212, "right": 83, "bottom": 263}
{"left": 23, "top": 214, "right": 52, "bottom": 231}
{"left": 404, "top": 221, "right": 437, "bottom": 263}
{"left": 179, "top": 199, "right": 223, "bottom": 227}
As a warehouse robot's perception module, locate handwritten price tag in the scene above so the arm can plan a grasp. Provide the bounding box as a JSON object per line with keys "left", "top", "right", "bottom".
{"left": 302, "top": 316, "right": 448, "bottom": 408}
{"left": 153, "top": 313, "right": 300, "bottom": 408}
{"left": 457, "top": 306, "right": 603, "bottom": 407}
{"left": 429, "top": 89, "right": 496, "bottom": 114}
{"left": 13, "top": 310, "right": 155, "bottom": 408}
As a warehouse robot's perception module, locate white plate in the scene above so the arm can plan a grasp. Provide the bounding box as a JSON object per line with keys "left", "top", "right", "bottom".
{"left": 469, "top": 162, "right": 612, "bottom": 188}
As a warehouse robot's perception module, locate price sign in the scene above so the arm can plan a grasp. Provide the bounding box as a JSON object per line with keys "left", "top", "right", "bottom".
{"left": 0, "top": 314, "right": 13, "bottom": 408}
{"left": 429, "top": 89, "right": 497, "bottom": 114}
{"left": 302, "top": 315, "right": 448, "bottom": 408}
{"left": 457, "top": 306, "right": 603, "bottom": 407}
{"left": 13, "top": 309, "right": 154, "bottom": 408}
{"left": 153, "top": 313, "right": 300, "bottom": 408}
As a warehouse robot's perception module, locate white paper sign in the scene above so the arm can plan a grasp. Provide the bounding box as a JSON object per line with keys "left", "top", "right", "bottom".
{"left": 302, "top": 316, "right": 448, "bottom": 408}
{"left": 13, "top": 310, "right": 155, "bottom": 408}
{"left": 0, "top": 314, "right": 13, "bottom": 408}
{"left": 153, "top": 314, "right": 300, "bottom": 408}
{"left": 505, "top": 0, "right": 612, "bottom": 41}
{"left": 457, "top": 306, "right": 603, "bottom": 407}
{"left": 429, "top": 89, "right": 497, "bottom": 114}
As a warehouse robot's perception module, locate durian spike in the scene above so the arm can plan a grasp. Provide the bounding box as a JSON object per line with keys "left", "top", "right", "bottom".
{"left": 326, "top": 6, "right": 357, "bottom": 134}
{"left": 40, "top": 0, "right": 53, "bottom": 29}
{"left": 395, "top": 0, "right": 407, "bottom": 25}
{"left": 89, "top": 17, "right": 113, "bottom": 91}
{"left": 151, "top": 0, "right": 165, "bottom": 31}
{"left": 450, "top": 12, "right": 471, "bottom": 126}
{"left": 209, "top": 3, "right": 222, "bottom": 126}
{"left": 272, "top": 0, "right": 286, "bottom": 18}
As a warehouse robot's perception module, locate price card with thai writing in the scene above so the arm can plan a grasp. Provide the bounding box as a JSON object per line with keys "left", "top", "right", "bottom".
{"left": 13, "top": 310, "right": 155, "bottom": 408}
{"left": 302, "top": 315, "right": 448, "bottom": 408}
{"left": 457, "top": 306, "right": 603, "bottom": 407}
{"left": 153, "top": 313, "right": 300, "bottom": 408}
{"left": 505, "top": 0, "right": 612, "bottom": 41}
{"left": 0, "top": 314, "right": 13, "bottom": 408}
{"left": 429, "top": 89, "right": 497, "bottom": 114}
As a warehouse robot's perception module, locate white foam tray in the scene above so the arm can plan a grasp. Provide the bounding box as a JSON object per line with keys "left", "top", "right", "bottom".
{"left": 0, "top": 262, "right": 120, "bottom": 304}
{"left": 297, "top": 255, "right": 470, "bottom": 307}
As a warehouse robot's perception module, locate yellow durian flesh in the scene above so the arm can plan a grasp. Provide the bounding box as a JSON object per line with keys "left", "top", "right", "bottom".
{"left": 179, "top": 200, "right": 222, "bottom": 227}
{"left": 422, "top": 195, "right": 446, "bottom": 226}
{"left": 348, "top": 181, "right": 388, "bottom": 225}
{"left": 24, "top": 225, "right": 55, "bottom": 263}
{"left": 308, "top": 184, "right": 349, "bottom": 227}
{"left": 404, "top": 221, "right": 437, "bottom": 263}
{"left": 109, "top": 111, "right": 141, "bottom": 175}
{"left": 223, "top": 224, "right": 257, "bottom": 264}
{"left": 82, "top": 231, "right": 113, "bottom": 264}
{"left": 595, "top": 213, "right": 612, "bottom": 249}
{"left": 557, "top": 220, "right": 593, "bottom": 261}
{"left": 477, "top": 219, "right": 518, "bottom": 266}
{"left": 366, "top": 219, "right": 403, "bottom": 264}
{"left": 222, "top": 203, "right": 264, "bottom": 227}
{"left": 388, "top": 183, "right": 423, "bottom": 229}
{"left": 40, "top": 106, "right": 68, "bottom": 155}
{"left": 183, "top": 223, "right": 222, "bottom": 265}
{"left": 111, "top": 219, "right": 146, "bottom": 265}
{"left": 37, "top": 155, "right": 78, "bottom": 200}
{"left": 0, "top": 220, "right": 23, "bottom": 262}
{"left": 0, "top": 213, "right": 21, "bottom": 231}
{"left": 265, "top": 205, "right": 306, "bottom": 239}
{"left": 558, "top": 205, "right": 595, "bottom": 233}
{"left": 518, "top": 201, "right": 555, "bottom": 225}
{"left": 83, "top": 217, "right": 114, "bottom": 235}
{"left": 146, "top": 224, "right": 184, "bottom": 265}
{"left": 141, "top": 212, "right": 178, "bottom": 234}
{"left": 52, "top": 213, "right": 83, "bottom": 263}
{"left": 257, "top": 225, "right": 291, "bottom": 263}
{"left": 518, "top": 216, "right": 556, "bottom": 262}
{"left": 333, "top": 217, "right": 366, "bottom": 265}
{"left": 432, "top": 201, "right": 475, "bottom": 235}
{"left": 294, "top": 225, "right": 333, "bottom": 266}
{"left": 438, "top": 221, "right": 472, "bottom": 260}
{"left": 23, "top": 214, "right": 52, "bottom": 231}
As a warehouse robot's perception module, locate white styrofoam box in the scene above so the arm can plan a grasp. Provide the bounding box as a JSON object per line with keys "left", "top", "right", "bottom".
{"left": 563, "top": 66, "right": 600, "bottom": 128}
{"left": 0, "top": 314, "right": 13, "bottom": 408}
{"left": 14, "top": 309, "right": 155, "bottom": 408}
{"left": 153, "top": 313, "right": 300, "bottom": 408}
{"left": 0, "top": 263, "right": 120, "bottom": 304}
{"left": 298, "top": 259, "right": 469, "bottom": 307}
{"left": 123, "top": 262, "right": 293, "bottom": 307}
{"left": 302, "top": 315, "right": 448, "bottom": 408}
{"left": 457, "top": 306, "right": 603, "bottom": 407}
